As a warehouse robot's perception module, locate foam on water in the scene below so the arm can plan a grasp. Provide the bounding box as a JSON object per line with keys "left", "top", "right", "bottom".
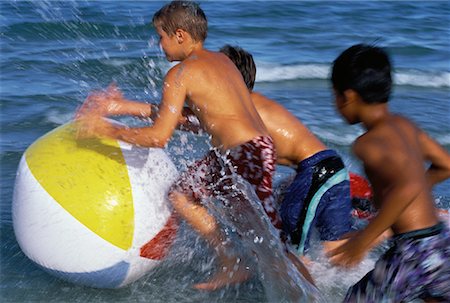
{"left": 308, "top": 249, "right": 377, "bottom": 302}
{"left": 45, "top": 110, "right": 74, "bottom": 125}
{"left": 395, "top": 70, "right": 450, "bottom": 88}
{"left": 256, "top": 62, "right": 450, "bottom": 88}
{"left": 256, "top": 63, "right": 329, "bottom": 82}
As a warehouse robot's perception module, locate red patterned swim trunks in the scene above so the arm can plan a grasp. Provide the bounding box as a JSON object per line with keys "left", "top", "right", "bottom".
{"left": 171, "top": 136, "right": 281, "bottom": 228}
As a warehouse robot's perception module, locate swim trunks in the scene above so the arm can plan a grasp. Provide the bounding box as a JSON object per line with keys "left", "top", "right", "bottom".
{"left": 344, "top": 222, "right": 450, "bottom": 302}
{"left": 279, "top": 149, "right": 351, "bottom": 254}
{"left": 171, "top": 136, "right": 281, "bottom": 228}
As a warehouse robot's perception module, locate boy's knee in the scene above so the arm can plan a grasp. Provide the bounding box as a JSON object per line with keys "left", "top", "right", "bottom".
{"left": 168, "top": 190, "right": 199, "bottom": 213}
{"left": 168, "top": 190, "right": 217, "bottom": 235}
{"left": 168, "top": 190, "right": 187, "bottom": 208}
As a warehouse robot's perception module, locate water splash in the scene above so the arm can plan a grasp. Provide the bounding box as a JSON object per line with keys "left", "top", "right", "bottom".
{"left": 183, "top": 151, "right": 325, "bottom": 301}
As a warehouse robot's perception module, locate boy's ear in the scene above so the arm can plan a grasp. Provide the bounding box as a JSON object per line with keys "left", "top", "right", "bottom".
{"left": 343, "top": 89, "right": 361, "bottom": 104}
{"left": 175, "top": 29, "right": 185, "bottom": 43}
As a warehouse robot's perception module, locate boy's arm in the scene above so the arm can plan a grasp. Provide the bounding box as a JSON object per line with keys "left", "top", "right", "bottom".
{"left": 76, "top": 84, "right": 153, "bottom": 119}
{"left": 328, "top": 139, "right": 421, "bottom": 267}
{"left": 419, "top": 130, "right": 450, "bottom": 185}
{"left": 78, "top": 67, "right": 187, "bottom": 148}
{"left": 328, "top": 184, "right": 418, "bottom": 267}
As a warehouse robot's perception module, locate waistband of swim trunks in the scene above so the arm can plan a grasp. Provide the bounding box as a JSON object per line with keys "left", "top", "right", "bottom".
{"left": 393, "top": 222, "right": 445, "bottom": 242}
{"left": 214, "top": 135, "right": 273, "bottom": 156}
{"left": 297, "top": 149, "right": 341, "bottom": 171}
{"left": 249, "top": 135, "right": 273, "bottom": 145}
{"left": 229, "top": 135, "right": 273, "bottom": 152}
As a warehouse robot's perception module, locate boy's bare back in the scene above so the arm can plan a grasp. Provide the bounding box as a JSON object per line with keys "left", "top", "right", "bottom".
{"left": 354, "top": 114, "right": 443, "bottom": 234}
{"left": 165, "top": 49, "right": 268, "bottom": 151}
{"left": 251, "top": 92, "right": 326, "bottom": 166}
{"left": 77, "top": 2, "right": 267, "bottom": 152}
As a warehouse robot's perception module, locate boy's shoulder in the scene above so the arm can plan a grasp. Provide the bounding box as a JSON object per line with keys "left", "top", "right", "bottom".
{"left": 252, "top": 92, "right": 272, "bottom": 104}
{"left": 252, "top": 92, "right": 283, "bottom": 110}
{"left": 361, "top": 114, "right": 416, "bottom": 137}
{"left": 353, "top": 120, "right": 394, "bottom": 158}
{"left": 354, "top": 114, "right": 420, "bottom": 162}
{"left": 353, "top": 131, "right": 384, "bottom": 162}
{"left": 164, "top": 63, "right": 185, "bottom": 82}
{"left": 184, "top": 49, "right": 221, "bottom": 63}
{"left": 169, "top": 50, "right": 224, "bottom": 76}
{"left": 165, "top": 54, "right": 206, "bottom": 81}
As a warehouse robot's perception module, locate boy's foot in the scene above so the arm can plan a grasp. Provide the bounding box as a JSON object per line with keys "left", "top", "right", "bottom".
{"left": 194, "top": 265, "right": 252, "bottom": 291}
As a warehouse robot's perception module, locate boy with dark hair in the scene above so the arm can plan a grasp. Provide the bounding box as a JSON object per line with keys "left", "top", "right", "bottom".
{"left": 328, "top": 43, "right": 450, "bottom": 302}
{"left": 219, "top": 45, "right": 353, "bottom": 256}
{"left": 76, "top": 1, "right": 312, "bottom": 291}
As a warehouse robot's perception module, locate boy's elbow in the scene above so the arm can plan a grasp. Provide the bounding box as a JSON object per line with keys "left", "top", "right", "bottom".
{"left": 152, "top": 139, "right": 169, "bottom": 148}
{"left": 151, "top": 134, "right": 171, "bottom": 148}
{"left": 133, "top": 126, "right": 173, "bottom": 148}
{"left": 123, "top": 132, "right": 170, "bottom": 148}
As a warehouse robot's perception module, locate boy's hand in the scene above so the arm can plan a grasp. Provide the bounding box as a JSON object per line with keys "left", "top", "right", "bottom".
{"left": 75, "top": 83, "right": 127, "bottom": 119}
{"left": 76, "top": 83, "right": 152, "bottom": 119}
{"left": 75, "top": 92, "right": 109, "bottom": 119}
{"left": 75, "top": 116, "right": 115, "bottom": 140}
{"left": 327, "top": 232, "right": 368, "bottom": 268}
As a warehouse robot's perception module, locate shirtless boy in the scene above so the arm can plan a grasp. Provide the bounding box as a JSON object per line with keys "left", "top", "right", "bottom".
{"left": 328, "top": 44, "right": 450, "bottom": 302}
{"left": 76, "top": 1, "right": 311, "bottom": 291}
{"left": 219, "top": 45, "right": 353, "bottom": 256}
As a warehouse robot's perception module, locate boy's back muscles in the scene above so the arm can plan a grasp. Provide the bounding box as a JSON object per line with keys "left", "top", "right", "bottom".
{"left": 355, "top": 115, "right": 440, "bottom": 233}
{"left": 174, "top": 50, "right": 268, "bottom": 150}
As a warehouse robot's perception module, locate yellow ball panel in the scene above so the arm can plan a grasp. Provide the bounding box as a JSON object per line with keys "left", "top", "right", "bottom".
{"left": 25, "top": 122, "right": 134, "bottom": 250}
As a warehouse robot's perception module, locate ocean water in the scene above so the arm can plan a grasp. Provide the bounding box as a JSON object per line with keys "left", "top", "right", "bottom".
{"left": 1, "top": 1, "right": 449, "bottom": 302}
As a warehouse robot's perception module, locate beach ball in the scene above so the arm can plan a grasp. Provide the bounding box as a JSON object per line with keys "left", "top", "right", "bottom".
{"left": 12, "top": 121, "right": 179, "bottom": 288}
{"left": 349, "top": 172, "right": 374, "bottom": 220}
{"left": 349, "top": 172, "right": 372, "bottom": 201}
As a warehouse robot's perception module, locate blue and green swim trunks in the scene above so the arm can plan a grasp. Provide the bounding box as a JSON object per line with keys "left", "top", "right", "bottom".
{"left": 344, "top": 222, "right": 450, "bottom": 302}
{"left": 279, "top": 149, "right": 351, "bottom": 254}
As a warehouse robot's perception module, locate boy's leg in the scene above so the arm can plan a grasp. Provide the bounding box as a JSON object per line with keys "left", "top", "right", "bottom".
{"left": 169, "top": 191, "right": 218, "bottom": 237}
{"left": 169, "top": 190, "right": 252, "bottom": 290}
{"left": 225, "top": 136, "right": 316, "bottom": 288}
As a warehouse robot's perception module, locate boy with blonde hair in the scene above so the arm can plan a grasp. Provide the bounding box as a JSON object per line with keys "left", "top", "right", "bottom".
{"left": 76, "top": 1, "right": 312, "bottom": 291}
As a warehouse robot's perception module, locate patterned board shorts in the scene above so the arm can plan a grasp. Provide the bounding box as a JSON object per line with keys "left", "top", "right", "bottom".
{"left": 344, "top": 222, "right": 450, "bottom": 302}
{"left": 171, "top": 135, "right": 282, "bottom": 228}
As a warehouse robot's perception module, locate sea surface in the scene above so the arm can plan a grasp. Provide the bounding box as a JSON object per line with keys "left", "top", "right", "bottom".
{"left": 1, "top": 1, "right": 449, "bottom": 302}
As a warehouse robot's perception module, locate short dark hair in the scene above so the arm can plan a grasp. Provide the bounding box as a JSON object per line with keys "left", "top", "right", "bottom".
{"left": 152, "top": 1, "right": 207, "bottom": 42}
{"left": 331, "top": 44, "right": 392, "bottom": 103}
{"left": 219, "top": 45, "right": 256, "bottom": 91}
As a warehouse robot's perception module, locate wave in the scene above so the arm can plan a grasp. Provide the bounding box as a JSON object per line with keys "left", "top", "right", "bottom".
{"left": 312, "top": 125, "right": 450, "bottom": 148}
{"left": 395, "top": 70, "right": 450, "bottom": 88}
{"left": 255, "top": 62, "right": 450, "bottom": 88}
{"left": 437, "top": 133, "right": 450, "bottom": 146}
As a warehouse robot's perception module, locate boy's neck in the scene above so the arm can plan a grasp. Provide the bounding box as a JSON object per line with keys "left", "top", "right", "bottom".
{"left": 361, "top": 103, "right": 390, "bottom": 130}
{"left": 184, "top": 42, "right": 204, "bottom": 59}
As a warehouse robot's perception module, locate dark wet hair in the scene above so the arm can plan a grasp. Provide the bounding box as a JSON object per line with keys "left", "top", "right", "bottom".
{"left": 152, "top": 1, "right": 207, "bottom": 42}
{"left": 219, "top": 44, "right": 256, "bottom": 91}
{"left": 331, "top": 44, "right": 392, "bottom": 103}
